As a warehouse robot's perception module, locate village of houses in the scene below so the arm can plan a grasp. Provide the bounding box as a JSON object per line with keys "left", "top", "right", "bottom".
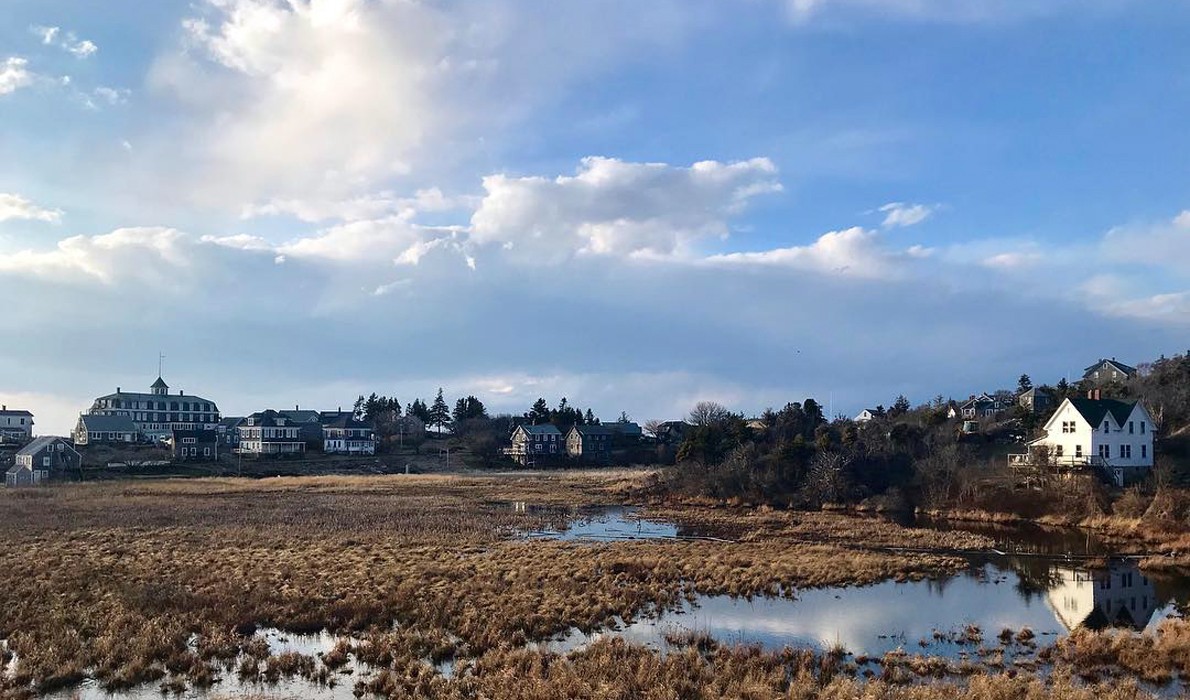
{"left": 0, "top": 357, "right": 1160, "bottom": 489}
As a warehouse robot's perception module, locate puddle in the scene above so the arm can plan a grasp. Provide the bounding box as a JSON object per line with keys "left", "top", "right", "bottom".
{"left": 511, "top": 504, "right": 727, "bottom": 542}
{"left": 38, "top": 628, "right": 372, "bottom": 700}
{"left": 523, "top": 505, "right": 681, "bottom": 541}
{"left": 543, "top": 559, "right": 1190, "bottom": 661}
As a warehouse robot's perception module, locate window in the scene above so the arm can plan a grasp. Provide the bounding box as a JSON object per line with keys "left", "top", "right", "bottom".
{"left": 1120, "top": 444, "right": 1132, "bottom": 459}
{"left": 1103, "top": 421, "right": 1110, "bottom": 433}
{"left": 1129, "top": 421, "right": 1134, "bottom": 434}
{"left": 1055, "top": 445, "right": 1064, "bottom": 457}
{"left": 1075, "top": 445, "right": 1083, "bottom": 458}
{"left": 42, "top": 456, "right": 51, "bottom": 467}
{"left": 1142, "top": 445, "right": 1148, "bottom": 459}
{"left": 1141, "top": 422, "right": 1146, "bottom": 434}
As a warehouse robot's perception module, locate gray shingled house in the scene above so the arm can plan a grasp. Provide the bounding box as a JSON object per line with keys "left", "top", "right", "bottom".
{"left": 73, "top": 414, "right": 140, "bottom": 445}
{"left": 171, "top": 428, "right": 220, "bottom": 462}
{"left": 7, "top": 437, "right": 81, "bottom": 486}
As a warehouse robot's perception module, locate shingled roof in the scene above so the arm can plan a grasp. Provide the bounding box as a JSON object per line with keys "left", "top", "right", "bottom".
{"left": 1068, "top": 398, "right": 1137, "bottom": 428}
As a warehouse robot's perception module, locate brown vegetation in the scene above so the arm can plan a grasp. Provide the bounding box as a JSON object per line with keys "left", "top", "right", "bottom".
{"left": 0, "top": 471, "right": 1181, "bottom": 699}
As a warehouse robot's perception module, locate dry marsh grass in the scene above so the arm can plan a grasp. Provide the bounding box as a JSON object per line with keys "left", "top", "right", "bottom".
{"left": 0, "top": 471, "right": 1177, "bottom": 698}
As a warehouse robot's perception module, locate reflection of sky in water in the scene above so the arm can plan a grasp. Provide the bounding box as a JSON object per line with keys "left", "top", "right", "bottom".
{"left": 553, "top": 562, "right": 1189, "bottom": 659}
{"left": 526, "top": 506, "right": 680, "bottom": 541}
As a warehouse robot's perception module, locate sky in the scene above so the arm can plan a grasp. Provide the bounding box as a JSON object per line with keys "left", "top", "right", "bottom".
{"left": 2, "top": 0, "right": 1189, "bottom": 435}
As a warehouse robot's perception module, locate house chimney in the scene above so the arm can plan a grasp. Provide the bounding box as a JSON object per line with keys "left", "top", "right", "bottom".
{"left": 116, "top": 387, "right": 121, "bottom": 394}
{"left": 295, "top": 404, "right": 299, "bottom": 411}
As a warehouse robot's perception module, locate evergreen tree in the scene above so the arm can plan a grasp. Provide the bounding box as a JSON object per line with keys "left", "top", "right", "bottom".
{"left": 585, "top": 408, "right": 597, "bottom": 425}
{"left": 890, "top": 395, "right": 911, "bottom": 417}
{"left": 429, "top": 388, "right": 451, "bottom": 434}
{"left": 408, "top": 398, "right": 431, "bottom": 423}
{"left": 1018, "top": 374, "right": 1033, "bottom": 393}
{"left": 452, "top": 395, "right": 488, "bottom": 424}
{"left": 526, "top": 398, "right": 551, "bottom": 424}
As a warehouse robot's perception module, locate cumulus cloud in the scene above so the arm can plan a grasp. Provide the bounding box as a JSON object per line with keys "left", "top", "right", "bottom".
{"left": 470, "top": 157, "right": 781, "bottom": 260}
{"left": 0, "top": 193, "right": 63, "bottom": 223}
{"left": 30, "top": 26, "right": 98, "bottom": 58}
{"left": 705, "top": 226, "right": 922, "bottom": 279}
{"left": 0, "top": 57, "right": 34, "bottom": 96}
{"left": 878, "top": 202, "right": 936, "bottom": 228}
{"left": 147, "top": 0, "right": 715, "bottom": 212}
{"left": 1102, "top": 210, "right": 1190, "bottom": 273}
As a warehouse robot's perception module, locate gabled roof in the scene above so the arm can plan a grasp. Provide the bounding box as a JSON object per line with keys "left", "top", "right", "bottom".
{"left": 17, "top": 436, "right": 77, "bottom": 457}
{"left": 570, "top": 424, "right": 614, "bottom": 436}
{"left": 219, "top": 416, "right": 245, "bottom": 428}
{"left": 282, "top": 410, "right": 321, "bottom": 423}
{"left": 245, "top": 410, "right": 289, "bottom": 427}
{"left": 151, "top": 377, "right": 169, "bottom": 389}
{"left": 1018, "top": 388, "right": 1051, "bottom": 399}
{"left": 1083, "top": 359, "right": 1138, "bottom": 376}
{"left": 518, "top": 424, "right": 562, "bottom": 436}
{"left": 321, "top": 414, "right": 372, "bottom": 430}
{"left": 1067, "top": 398, "right": 1139, "bottom": 428}
{"left": 77, "top": 414, "right": 138, "bottom": 432}
{"left": 0, "top": 409, "right": 33, "bottom": 417}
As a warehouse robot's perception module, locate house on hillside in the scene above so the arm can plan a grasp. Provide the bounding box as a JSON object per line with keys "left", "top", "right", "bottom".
{"left": 504, "top": 424, "right": 563, "bottom": 466}
{"left": 1018, "top": 387, "right": 1054, "bottom": 414}
{"left": 7, "top": 437, "right": 80, "bottom": 486}
{"left": 0, "top": 407, "right": 34, "bottom": 444}
{"left": 1083, "top": 359, "right": 1138, "bottom": 386}
{"left": 654, "top": 421, "right": 691, "bottom": 444}
{"left": 854, "top": 409, "right": 878, "bottom": 423}
{"left": 73, "top": 414, "right": 140, "bottom": 446}
{"left": 171, "top": 429, "right": 219, "bottom": 462}
{"left": 281, "top": 407, "right": 324, "bottom": 449}
{"left": 1008, "top": 390, "right": 1155, "bottom": 486}
{"left": 566, "top": 424, "right": 613, "bottom": 464}
{"left": 237, "top": 410, "right": 306, "bottom": 456}
{"left": 322, "top": 414, "right": 375, "bottom": 455}
{"left": 948, "top": 393, "right": 1000, "bottom": 420}
{"left": 603, "top": 420, "right": 643, "bottom": 445}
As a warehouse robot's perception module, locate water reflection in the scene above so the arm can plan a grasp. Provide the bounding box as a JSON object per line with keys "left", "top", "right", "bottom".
{"left": 548, "top": 559, "right": 1189, "bottom": 659}
{"left": 515, "top": 504, "right": 720, "bottom": 541}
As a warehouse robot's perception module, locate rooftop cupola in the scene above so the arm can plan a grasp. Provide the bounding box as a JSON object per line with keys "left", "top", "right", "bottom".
{"left": 151, "top": 376, "right": 170, "bottom": 396}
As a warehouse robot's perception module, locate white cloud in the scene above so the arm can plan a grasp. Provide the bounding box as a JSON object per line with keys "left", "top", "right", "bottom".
{"left": 29, "top": 26, "right": 98, "bottom": 58}
{"left": 784, "top": 0, "right": 1100, "bottom": 24}
{"left": 146, "top": 0, "right": 714, "bottom": 212}
{"left": 1102, "top": 211, "right": 1190, "bottom": 273}
{"left": 93, "top": 87, "right": 129, "bottom": 106}
{"left": 982, "top": 250, "right": 1042, "bottom": 269}
{"left": 31, "top": 26, "right": 60, "bottom": 45}
{"left": 470, "top": 157, "right": 781, "bottom": 260}
{"left": 243, "top": 188, "right": 473, "bottom": 223}
{"left": 0, "top": 57, "right": 34, "bottom": 96}
{"left": 878, "top": 201, "right": 936, "bottom": 228}
{"left": 0, "top": 228, "right": 197, "bottom": 284}
{"left": 0, "top": 193, "right": 63, "bottom": 223}
{"left": 66, "top": 38, "right": 98, "bottom": 59}
{"left": 704, "top": 226, "right": 920, "bottom": 279}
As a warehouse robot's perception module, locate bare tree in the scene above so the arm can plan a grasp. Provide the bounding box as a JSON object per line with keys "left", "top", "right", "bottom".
{"left": 688, "top": 401, "right": 730, "bottom": 428}
{"left": 643, "top": 419, "right": 665, "bottom": 439}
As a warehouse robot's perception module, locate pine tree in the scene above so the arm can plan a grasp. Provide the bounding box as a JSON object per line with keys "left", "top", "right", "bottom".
{"left": 585, "top": 408, "right": 597, "bottom": 425}
{"left": 429, "top": 388, "right": 451, "bottom": 434}
{"left": 409, "top": 398, "right": 431, "bottom": 423}
{"left": 527, "top": 398, "right": 550, "bottom": 424}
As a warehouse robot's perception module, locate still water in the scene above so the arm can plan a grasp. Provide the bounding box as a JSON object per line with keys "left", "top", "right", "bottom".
{"left": 30, "top": 511, "right": 1190, "bottom": 697}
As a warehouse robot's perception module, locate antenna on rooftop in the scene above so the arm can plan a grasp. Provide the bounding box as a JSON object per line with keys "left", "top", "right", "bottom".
{"left": 158, "top": 352, "right": 165, "bottom": 378}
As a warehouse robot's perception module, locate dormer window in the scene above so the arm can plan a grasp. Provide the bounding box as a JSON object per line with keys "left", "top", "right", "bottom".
{"left": 1103, "top": 421, "right": 1110, "bottom": 433}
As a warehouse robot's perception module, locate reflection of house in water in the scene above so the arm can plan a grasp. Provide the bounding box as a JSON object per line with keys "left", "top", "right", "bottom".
{"left": 1047, "top": 562, "right": 1157, "bottom": 631}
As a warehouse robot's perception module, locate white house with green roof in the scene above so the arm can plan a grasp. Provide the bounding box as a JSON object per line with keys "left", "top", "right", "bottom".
{"left": 1009, "top": 390, "right": 1154, "bottom": 485}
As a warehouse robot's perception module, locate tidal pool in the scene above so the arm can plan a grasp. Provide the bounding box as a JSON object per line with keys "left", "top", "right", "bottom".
{"left": 546, "top": 558, "right": 1190, "bottom": 660}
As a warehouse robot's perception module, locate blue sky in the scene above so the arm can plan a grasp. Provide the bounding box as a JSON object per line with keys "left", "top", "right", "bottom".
{"left": 1, "top": 0, "right": 1189, "bottom": 434}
